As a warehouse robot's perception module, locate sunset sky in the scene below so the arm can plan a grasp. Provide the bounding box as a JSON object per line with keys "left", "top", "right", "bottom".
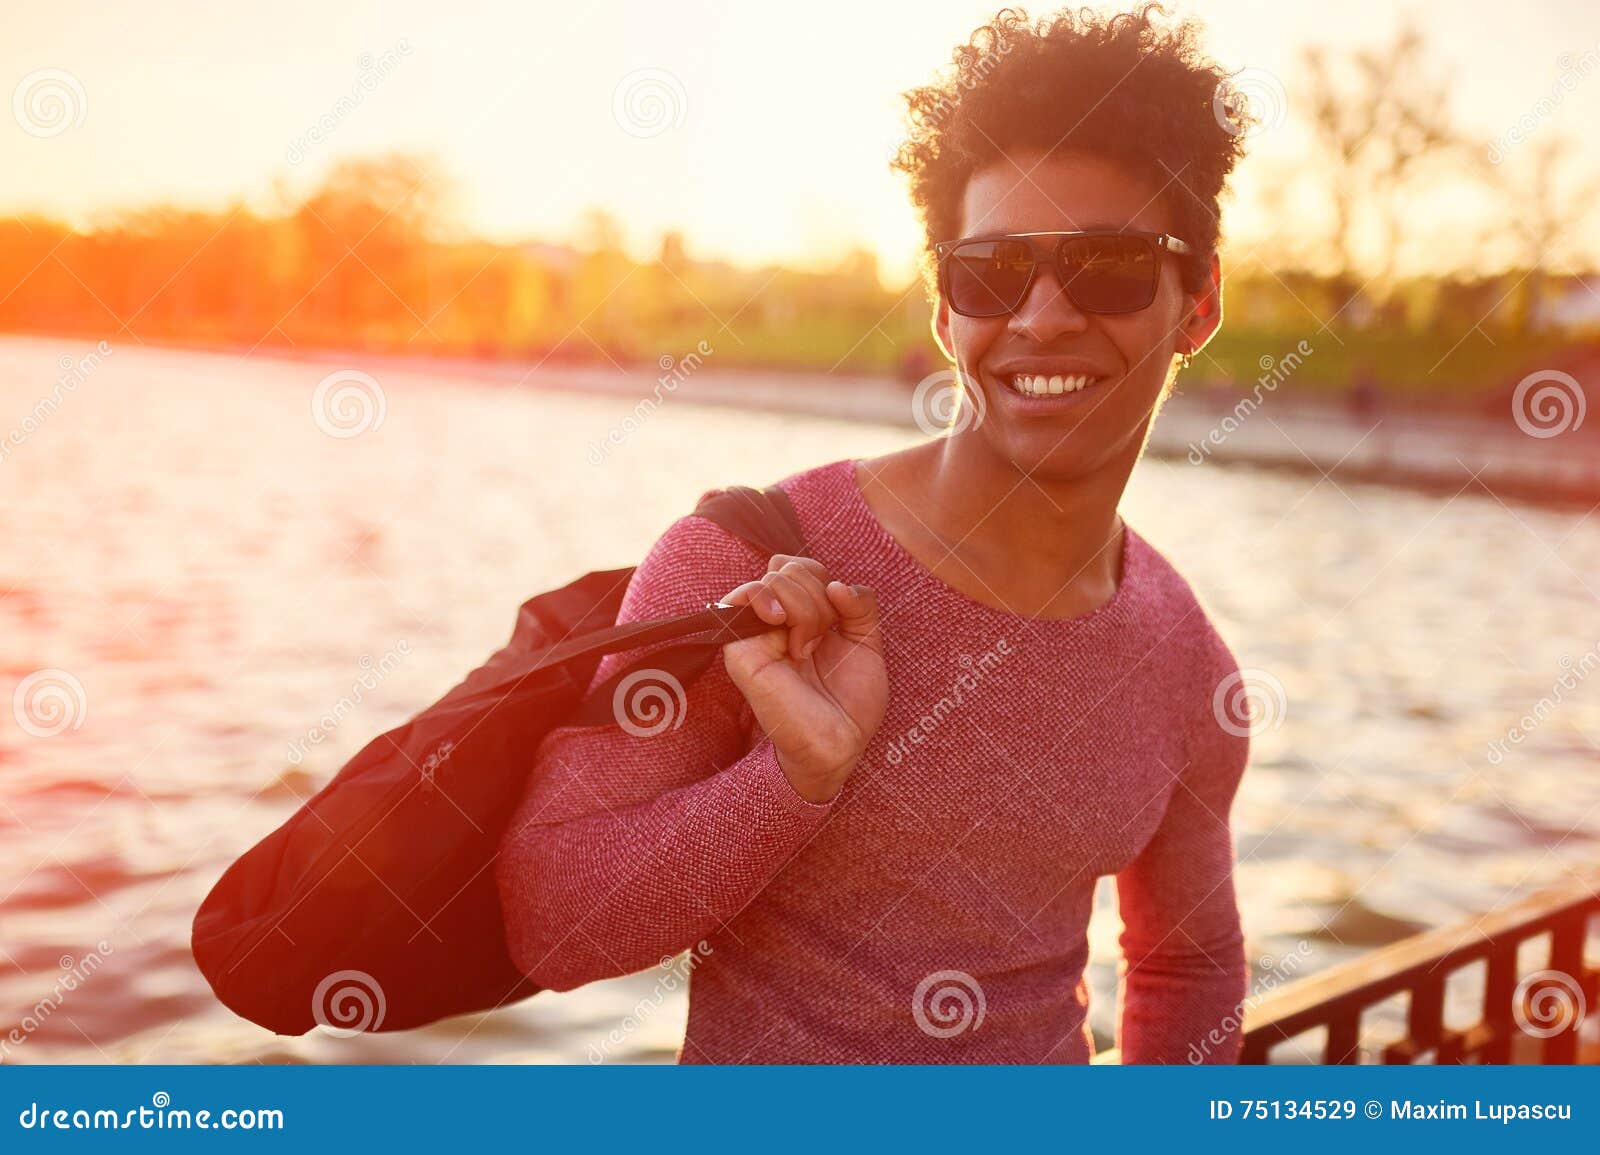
{"left": 6, "top": 0, "right": 1600, "bottom": 283}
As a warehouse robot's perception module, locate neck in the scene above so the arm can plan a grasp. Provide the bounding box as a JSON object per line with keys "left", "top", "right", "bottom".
{"left": 934, "top": 434, "right": 1129, "bottom": 559}
{"left": 858, "top": 432, "right": 1139, "bottom": 619}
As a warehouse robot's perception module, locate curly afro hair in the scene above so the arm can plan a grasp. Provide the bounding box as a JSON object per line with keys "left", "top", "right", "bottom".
{"left": 893, "top": 4, "right": 1251, "bottom": 298}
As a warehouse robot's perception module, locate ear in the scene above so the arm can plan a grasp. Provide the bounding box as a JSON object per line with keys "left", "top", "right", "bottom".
{"left": 1178, "top": 251, "right": 1224, "bottom": 359}
{"left": 932, "top": 291, "right": 956, "bottom": 363}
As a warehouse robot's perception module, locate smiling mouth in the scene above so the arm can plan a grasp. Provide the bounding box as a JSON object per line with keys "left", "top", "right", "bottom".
{"left": 1003, "top": 372, "right": 1106, "bottom": 398}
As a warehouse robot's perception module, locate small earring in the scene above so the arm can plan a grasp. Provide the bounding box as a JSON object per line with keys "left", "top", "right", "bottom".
{"left": 1180, "top": 352, "right": 1193, "bottom": 370}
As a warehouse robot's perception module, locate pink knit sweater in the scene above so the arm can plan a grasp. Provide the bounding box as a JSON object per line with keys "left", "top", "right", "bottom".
{"left": 497, "top": 457, "right": 1251, "bottom": 1063}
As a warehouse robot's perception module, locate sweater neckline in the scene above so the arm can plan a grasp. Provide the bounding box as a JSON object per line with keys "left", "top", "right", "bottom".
{"left": 834, "top": 457, "right": 1144, "bottom": 634}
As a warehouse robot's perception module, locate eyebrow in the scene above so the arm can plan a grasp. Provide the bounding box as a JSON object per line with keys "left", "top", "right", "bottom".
{"left": 962, "top": 221, "right": 1145, "bottom": 236}
{"left": 1024, "top": 221, "right": 1135, "bottom": 232}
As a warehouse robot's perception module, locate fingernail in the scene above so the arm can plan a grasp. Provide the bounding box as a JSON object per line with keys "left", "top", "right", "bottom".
{"left": 802, "top": 638, "right": 820, "bottom": 659}
{"left": 768, "top": 598, "right": 785, "bottom": 618}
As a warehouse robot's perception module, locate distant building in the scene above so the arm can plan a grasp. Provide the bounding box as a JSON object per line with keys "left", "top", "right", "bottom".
{"left": 1531, "top": 274, "right": 1600, "bottom": 333}
{"left": 519, "top": 241, "right": 582, "bottom": 276}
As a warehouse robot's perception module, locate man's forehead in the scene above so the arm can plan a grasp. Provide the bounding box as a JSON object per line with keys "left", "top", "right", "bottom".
{"left": 958, "top": 152, "right": 1170, "bottom": 235}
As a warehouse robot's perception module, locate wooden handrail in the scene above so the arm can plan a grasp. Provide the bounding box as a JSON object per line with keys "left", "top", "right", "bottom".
{"left": 1240, "top": 866, "right": 1600, "bottom": 1063}
{"left": 1093, "top": 865, "right": 1600, "bottom": 1064}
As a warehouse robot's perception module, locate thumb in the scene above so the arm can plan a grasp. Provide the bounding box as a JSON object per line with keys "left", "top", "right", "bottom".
{"left": 826, "top": 581, "right": 882, "bottom": 651}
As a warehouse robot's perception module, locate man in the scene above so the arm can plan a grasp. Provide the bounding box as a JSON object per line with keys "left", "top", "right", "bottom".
{"left": 498, "top": 2, "right": 1254, "bottom": 1063}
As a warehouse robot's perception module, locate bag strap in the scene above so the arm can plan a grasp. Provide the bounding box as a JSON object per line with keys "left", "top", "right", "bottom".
{"left": 530, "top": 483, "right": 805, "bottom": 675}
{"left": 691, "top": 483, "right": 805, "bottom": 559}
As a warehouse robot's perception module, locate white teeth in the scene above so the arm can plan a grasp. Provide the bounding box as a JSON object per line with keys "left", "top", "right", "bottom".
{"left": 1008, "top": 372, "right": 1098, "bottom": 396}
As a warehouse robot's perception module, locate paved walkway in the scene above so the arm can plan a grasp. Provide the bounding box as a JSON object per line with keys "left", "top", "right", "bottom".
{"left": 289, "top": 348, "right": 1600, "bottom": 509}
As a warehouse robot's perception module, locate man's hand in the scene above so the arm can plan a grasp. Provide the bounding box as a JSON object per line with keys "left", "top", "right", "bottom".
{"left": 719, "top": 555, "right": 888, "bottom": 803}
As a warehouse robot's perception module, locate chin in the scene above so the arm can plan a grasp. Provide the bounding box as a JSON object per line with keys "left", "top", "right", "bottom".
{"left": 983, "top": 427, "right": 1105, "bottom": 483}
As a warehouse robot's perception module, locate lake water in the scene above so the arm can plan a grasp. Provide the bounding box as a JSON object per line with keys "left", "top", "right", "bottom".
{"left": 2, "top": 335, "right": 1597, "bottom": 1064}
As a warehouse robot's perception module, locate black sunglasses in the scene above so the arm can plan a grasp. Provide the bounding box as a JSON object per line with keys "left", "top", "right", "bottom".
{"left": 934, "top": 229, "right": 1193, "bottom": 318}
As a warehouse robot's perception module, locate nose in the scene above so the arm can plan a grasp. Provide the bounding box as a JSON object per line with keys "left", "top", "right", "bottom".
{"left": 1007, "top": 265, "right": 1090, "bottom": 343}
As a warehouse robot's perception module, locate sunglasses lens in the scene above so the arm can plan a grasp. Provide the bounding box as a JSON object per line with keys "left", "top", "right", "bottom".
{"left": 1058, "top": 235, "right": 1157, "bottom": 313}
{"left": 945, "top": 239, "right": 1034, "bottom": 317}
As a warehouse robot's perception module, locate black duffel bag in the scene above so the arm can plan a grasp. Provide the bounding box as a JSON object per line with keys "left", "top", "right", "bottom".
{"left": 191, "top": 484, "right": 803, "bottom": 1035}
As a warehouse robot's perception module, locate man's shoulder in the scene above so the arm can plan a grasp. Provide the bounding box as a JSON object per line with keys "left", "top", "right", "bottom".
{"left": 630, "top": 458, "right": 857, "bottom": 613}
{"left": 1127, "top": 527, "right": 1255, "bottom": 775}
{"left": 1125, "top": 526, "right": 1246, "bottom": 683}
{"left": 685, "top": 457, "right": 855, "bottom": 527}
{"left": 766, "top": 456, "right": 857, "bottom": 512}
{"left": 689, "top": 456, "right": 858, "bottom": 558}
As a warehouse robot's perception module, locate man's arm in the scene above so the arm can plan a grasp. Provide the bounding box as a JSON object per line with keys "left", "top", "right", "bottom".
{"left": 495, "top": 512, "right": 838, "bottom": 991}
{"left": 1113, "top": 655, "right": 1251, "bottom": 1064}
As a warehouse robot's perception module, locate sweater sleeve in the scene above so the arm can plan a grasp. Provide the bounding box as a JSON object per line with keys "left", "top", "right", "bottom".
{"left": 1112, "top": 640, "right": 1251, "bottom": 1064}
{"left": 495, "top": 511, "right": 837, "bottom": 991}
